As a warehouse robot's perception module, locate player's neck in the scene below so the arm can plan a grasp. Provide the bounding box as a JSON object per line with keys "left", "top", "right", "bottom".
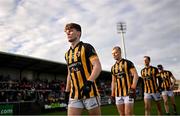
{"left": 116, "top": 57, "right": 123, "bottom": 63}
{"left": 71, "top": 40, "right": 80, "bottom": 49}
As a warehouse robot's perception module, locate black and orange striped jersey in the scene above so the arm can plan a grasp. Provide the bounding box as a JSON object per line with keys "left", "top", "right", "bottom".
{"left": 111, "top": 59, "right": 135, "bottom": 97}
{"left": 159, "top": 70, "right": 173, "bottom": 91}
{"left": 65, "top": 41, "right": 99, "bottom": 100}
{"left": 141, "top": 66, "right": 161, "bottom": 93}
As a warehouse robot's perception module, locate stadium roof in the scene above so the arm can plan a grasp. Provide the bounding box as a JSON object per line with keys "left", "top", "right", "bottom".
{"left": 0, "top": 51, "right": 67, "bottom": 74}
{"left": 0, "top": 51, "right": 111, "bottom": 79}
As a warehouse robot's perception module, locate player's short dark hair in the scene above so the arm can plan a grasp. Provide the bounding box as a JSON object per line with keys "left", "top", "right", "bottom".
{"left": 157, "top": 64, "right": 163, "bottom": 69}
{"left": 65, "top": 23, "right": 81, "bottom": 32}
{"left": 144, "top": 56, "right": 150, "bottom": 61}
{"left": 113, "top": 46, "right": 121, "bottom": 52}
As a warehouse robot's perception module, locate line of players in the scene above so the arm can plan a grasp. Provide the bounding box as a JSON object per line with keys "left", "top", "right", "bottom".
{"left": 111, "top": 48, "right": 177, "bottom": 115}
{"left": 64, "top": 23, "right": 177, "bottom": 115}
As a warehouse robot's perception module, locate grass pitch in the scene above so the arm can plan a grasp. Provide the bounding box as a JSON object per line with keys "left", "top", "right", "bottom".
{"left": 43, "top": 95, "right": 180, "bottom": 115}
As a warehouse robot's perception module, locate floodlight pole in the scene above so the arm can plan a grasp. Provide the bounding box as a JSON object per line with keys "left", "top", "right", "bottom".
{"left": 117, "top": 22, "right": 127, "bottom": 59}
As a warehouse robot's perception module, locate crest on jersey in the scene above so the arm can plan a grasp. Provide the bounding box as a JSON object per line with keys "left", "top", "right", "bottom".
{"left": 76, "top": 51, "right": 81, "bottom": 57}
{"left": 116, "top": 71, "right": 125, "bottom": 79}
{"left": 145, "top": 76, "right": 151, "bottom": 80}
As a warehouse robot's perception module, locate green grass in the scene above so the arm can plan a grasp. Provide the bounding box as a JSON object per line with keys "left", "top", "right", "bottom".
{"left": 43, "top": 95, "right": 180, "bottom": 115}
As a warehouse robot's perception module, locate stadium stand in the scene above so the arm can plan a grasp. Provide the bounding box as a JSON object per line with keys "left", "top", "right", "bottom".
{"left": 0, "top": 51, "right": 111, "bottom": 115}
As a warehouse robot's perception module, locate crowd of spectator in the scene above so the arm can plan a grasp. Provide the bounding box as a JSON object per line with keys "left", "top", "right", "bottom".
{"left": 0, "top": 75, "right": 113, "bottom": 108}
{"left": 0, "top": 77, "right": 66, "bottom": 106}
{"left": 97, "top": 80, "right": 111, "bottom": 97}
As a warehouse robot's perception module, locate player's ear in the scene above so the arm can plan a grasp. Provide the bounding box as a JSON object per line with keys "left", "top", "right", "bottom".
{"left": 77, "top": 31, "right": 81, "bottom": 38}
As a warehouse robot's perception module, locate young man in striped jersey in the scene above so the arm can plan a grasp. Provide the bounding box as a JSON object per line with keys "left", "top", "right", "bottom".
{"left": 141, "top": 56, "right": 162, "bottom": 115}
{"left": 157, "top": 64, "right": 177, "bottom": 115}
{"left": 111, "top": 46, "right": 139, "bottom": 115}
{"left": 64, "top": 23, "right": 102, "bottom": 115}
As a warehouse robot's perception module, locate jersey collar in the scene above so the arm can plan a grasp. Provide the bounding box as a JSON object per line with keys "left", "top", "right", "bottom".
{"left": 70, "top": 41, "right": 83, "bottom": 49}
{"left": 116, "top": 58, "right": 124, "bottom": 63}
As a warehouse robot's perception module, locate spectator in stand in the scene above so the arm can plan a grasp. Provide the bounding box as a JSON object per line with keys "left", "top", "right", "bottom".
{"left": 16, "top": 92, "right": 23, "bottom": 101}
{"left": 0, "top": 91, "right": 7, "bottom": 102}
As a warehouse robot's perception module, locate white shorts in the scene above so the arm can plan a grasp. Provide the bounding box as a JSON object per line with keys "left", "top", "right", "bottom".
{"left": 68, "top": 96, "right": 101, "bottom": 110}
{"left": 162, "top": 90, "right": 174, "bottom": 97}
{"left": 144, "top": 93, "right": 161, "bottom": 101}
{"left": 115, "top": 96, "right": 134, "bottom": 105}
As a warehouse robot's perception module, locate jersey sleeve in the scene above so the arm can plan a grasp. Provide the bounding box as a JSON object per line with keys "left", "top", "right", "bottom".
{"left": 168, "top": 71, "right": 173, "bottom": 77}
{"left": 140, "top": 69, "right": 143, "bottom": 77}
{"left": 155, "top": 67, "right": 160, "bottom": 77}
{"left": 111, "top": 66, "right": 114, "bottom": 75}
{"left": 65, "top": 52, "right": 68, "bottom": 63}
{"left": 84, "top": 43, "right": 98, "bottom": 61}
{"left": 127, "top": 60, "right": 135, "bottom": 69}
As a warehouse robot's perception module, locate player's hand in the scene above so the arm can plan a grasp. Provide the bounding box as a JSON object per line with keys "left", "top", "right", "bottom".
{"left": 111, "top": 96, "right": 115, "bottom": 105}
{"left": 129, "top": 88, "right": 136, "bottom": 99}
{"left": 157, "top": 86, "right": 162, "bottom": 94}
{"left": 170, "top": 85, "right": 174, "bottom": 90}
{"left": 64, "top": 91, "right": 70, "bottom": 105}
{"left": 81, "top": 81, "right": 93, "bottom": 98}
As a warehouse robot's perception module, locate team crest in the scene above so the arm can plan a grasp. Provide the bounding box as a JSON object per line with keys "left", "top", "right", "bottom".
{"left": 76, "top": 51, "right": 81, "bottom": 57}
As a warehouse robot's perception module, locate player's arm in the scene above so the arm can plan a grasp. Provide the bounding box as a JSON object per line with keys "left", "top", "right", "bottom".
{"left": 84, "top": 43, "right": 102, "bottom": 81}
{"left": 128, "top": 67, "right": 139, "bottom": 99}
{"left": 81, "top": 44, "right": 101, "bottom": 97}
{"left": 111, "top": 75, "right": 116, "bottom": 96}
{"left": 65, "top": 67, "right": 71, "bottom": 92}
{"left": 64, "top": 67, "right": 71, "bottom": 104}
{"left": 110, "top": 75, "right": 116, "bottom": 104}
{"left": 81, "top": 56, "right": 101, "bottom": 97}
{"left": 88, "top": 57, "right": 102, "bottom": 81}
{"left": 170, "top": 73, "right": 176, "bottom": 89}
{"left": 130, "top": 68, "right": 139, "bottom": 89}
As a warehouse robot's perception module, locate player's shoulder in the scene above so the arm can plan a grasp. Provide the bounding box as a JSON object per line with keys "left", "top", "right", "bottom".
{"left": 82, "top": 42, "right": 94, "bottom": 48}
{"left": 141, "top": 66, "right": 156, "bottom": 71}
{"left": 164, "top": 70, "right": 171, "bottom": 73}
{"left": 123, "top": 58, "right": 133, "bottom": 63}
{"left": 111, "top": 61, "right": 119, "bottom": 70}
{"left": 150, "top": 65, "right": 158, "bottom": 70}
{"left": 65, "top": 47, "right": 71, "bottom": 55}
{"left": 112, "top": 62, "right": 117, "bottom": 67}
{"left": 141, "top": 67, "right": 146, "bottom": 71}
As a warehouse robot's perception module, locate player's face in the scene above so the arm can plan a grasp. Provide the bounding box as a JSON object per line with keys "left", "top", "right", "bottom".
{"left": 158, "top": 67, "right": 163, "bottom": 71}
{"left": 144, "top": 57, "right": 150, "bottom": 66}
{"left": 65, "top": 28, "right": 80, "bottom": 42}
{"left": 112, "top": 49, "right": 121, "bottom": 60}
